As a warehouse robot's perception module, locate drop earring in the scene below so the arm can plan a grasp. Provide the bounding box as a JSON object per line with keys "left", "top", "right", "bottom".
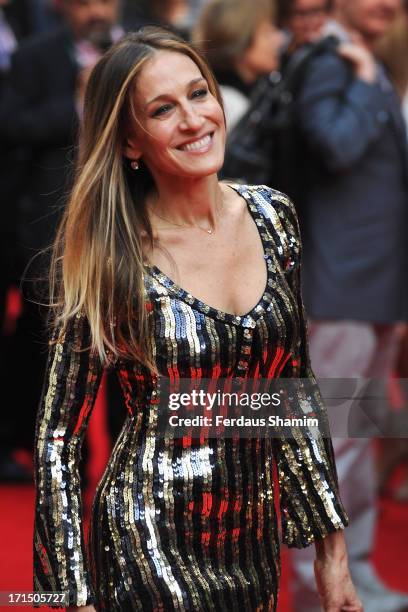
{"left": 130, "top": 160, "right": 139, "bottom": 170}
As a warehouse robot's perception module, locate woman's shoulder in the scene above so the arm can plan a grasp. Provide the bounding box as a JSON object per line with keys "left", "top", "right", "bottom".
{"left": 234, "top": 183, "right": 302, "bottom": 267}
{"left": 245, "top": 183, "right": 296, "bottom": 214}
{"left": 225, "top": 182, "right": 299, "bottom": 234}
{"left": 225, "top": 181, "right": 294, "bottom": 206}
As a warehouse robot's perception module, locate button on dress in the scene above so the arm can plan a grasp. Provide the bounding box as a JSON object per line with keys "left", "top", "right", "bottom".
{"left": 33, "top": 185, "right": 348, "bottom": 610}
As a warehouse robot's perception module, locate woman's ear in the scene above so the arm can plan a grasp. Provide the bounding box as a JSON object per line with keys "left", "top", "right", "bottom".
{"left": 123, "top": 136, "right": 142, "bottom": 161}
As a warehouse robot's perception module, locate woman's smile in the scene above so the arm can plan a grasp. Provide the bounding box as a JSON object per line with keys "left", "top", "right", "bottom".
{"left": 176, "top": 131, "right": 214, "bottom": 153}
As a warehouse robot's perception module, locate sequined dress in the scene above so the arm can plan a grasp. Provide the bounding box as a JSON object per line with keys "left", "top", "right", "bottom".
{"left": 33, "top": 185, "right": 348, "bottom": 611}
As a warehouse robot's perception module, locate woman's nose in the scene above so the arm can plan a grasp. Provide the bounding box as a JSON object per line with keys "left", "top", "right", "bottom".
{"left": 179, "top": 105, "right": 205, "bottom": 131}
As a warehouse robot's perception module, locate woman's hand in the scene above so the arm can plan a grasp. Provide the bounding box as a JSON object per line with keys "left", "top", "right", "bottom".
{"left": 66, "top": 606, "right": 97, "bottom": 612}
{"left": 314, "top": 531, "right": 363, "bottom": 611}
{"left": 314, "top": 555, "right": 363, "bottom": 611}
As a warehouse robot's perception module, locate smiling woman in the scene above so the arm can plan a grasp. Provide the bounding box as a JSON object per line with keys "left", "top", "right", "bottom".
{"left": 33, "top": 26, "right": 361, "bottom": 612}
{"left": 123, "top": 50, "right": 226, "bottom": 183}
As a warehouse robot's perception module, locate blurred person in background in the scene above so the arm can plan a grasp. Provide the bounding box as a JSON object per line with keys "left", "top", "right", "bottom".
{"left": 123, "top": 0, "right": 209, "bottom": 40}
{"left": 0, "top": 0, "right": 124, "bottom": 479}
{"left": 0, "top": 0, "right": 48, "bottom": 74}
{"left": 267, "top": 0, "right": 333, "bottom": 199}
{"left": 375, "top": 2, "right": 408, "bottom": 503}
{"left": 377, "top": 2, "right": 408, "bottom": 119}
{"left": 194, "top": 0, "right": 284, "bottom": 131}
{"left": 277, "top": 0, "right": 332, "bottom": 52}
{"left": 0, "top": 0, "right": 124, "bottom": 265}
{"left": 157, "top": 0, "right": 210, "bottom": 37}
{"left": 280, "top": 0, "right": 408, "bottom": 609}
{"left": 0, "top": 0, "right": 57, "bottom": 481}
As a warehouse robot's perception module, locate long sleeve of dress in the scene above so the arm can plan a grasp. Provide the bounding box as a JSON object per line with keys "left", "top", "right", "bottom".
{"left": 268, "top": 190, "right": 349, "bottom": 548}
{"left": 33, "top": 312, "right": 104, "bottom": 606}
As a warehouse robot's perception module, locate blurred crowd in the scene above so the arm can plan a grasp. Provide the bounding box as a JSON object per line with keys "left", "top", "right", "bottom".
{"left": 1, "top": 0, "right": 408, "bottom": 611}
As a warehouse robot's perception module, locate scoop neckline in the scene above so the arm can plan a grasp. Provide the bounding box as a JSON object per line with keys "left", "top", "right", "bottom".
{"left": 143, "top": 184, "right": 276, "bottom": 328}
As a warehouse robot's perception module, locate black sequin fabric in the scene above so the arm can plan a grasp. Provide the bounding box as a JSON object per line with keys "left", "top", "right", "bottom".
{"left": 33, "top": 185, "right": 348, "bottom": 610}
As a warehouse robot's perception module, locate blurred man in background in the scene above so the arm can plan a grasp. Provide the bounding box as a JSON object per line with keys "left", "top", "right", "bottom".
{"left": 283, "top": 0, "right": 408, "bottom": 609}
{"left": 272, "top": 0, "right": 332, "bottom": 199}
{"left": 0, "top": 0, "right": 123, "bottom": 479}
{"left": 1, "top": 0, "right": 123, "bottom": 275}
{"left": 0, "top": 0, "right": 55, "bottom": 481}
{"left": 278, "top": 0, "right": 331, "bottom": 50}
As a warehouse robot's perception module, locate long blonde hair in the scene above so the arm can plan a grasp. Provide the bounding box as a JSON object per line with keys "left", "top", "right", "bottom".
{"left": 50, "top": 27, "right": 223, "bottom": 369}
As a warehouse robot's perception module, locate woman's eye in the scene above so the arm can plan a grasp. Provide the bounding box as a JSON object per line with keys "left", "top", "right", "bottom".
{"left": 152, "top": 104, "right": 173, "bottom": 117}
{"left": 191, "top": 88, "right": 208, "bottom": 99}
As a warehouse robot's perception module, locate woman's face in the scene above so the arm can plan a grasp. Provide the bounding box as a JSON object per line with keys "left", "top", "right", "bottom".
{"left": 125, "top": 50, "right": 226, "bottom": 181}
{"left": 240, "top": 20, "right": 284, "bottom": 78}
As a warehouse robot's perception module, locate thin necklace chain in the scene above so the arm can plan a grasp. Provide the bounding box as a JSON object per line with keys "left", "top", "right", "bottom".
{"left": 151, "top": 193, "right": 224, "bottom": 235}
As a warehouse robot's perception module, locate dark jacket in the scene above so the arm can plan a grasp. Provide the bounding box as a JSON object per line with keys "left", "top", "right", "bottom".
{"left": 0, "top": 26, "right": 78, "bottom": 267}
{"left": 294, "top": 45, "right": 408, "bottom": 323}
{"left": 3, "top": 0, "right": 46, "bottom": 41}
{"left": 0, "top": 1, "right": 57, "bottom": 280}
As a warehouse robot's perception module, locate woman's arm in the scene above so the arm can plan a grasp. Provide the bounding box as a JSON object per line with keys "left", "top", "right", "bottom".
{"left": 33, "top": 313, "right": 104, "bottom": 608}
{"left": 267, "top": 190, "right": 361, "bottom": 609}
{"left": 268, "top": 191, "right": 349, "bottom": 548}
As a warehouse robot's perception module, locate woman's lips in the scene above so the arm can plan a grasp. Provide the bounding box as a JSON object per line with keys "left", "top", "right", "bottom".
{"left": 178, "top": 133, "right": 214, "bottom": 153}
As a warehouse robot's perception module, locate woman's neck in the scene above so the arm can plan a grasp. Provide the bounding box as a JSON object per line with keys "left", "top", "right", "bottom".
{"left": 147, "top": 173, "right": 224, "bottom": 228}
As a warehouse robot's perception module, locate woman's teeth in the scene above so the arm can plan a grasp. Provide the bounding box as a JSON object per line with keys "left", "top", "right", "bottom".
{"left": 180, "top": 134, "right": 212, "bottom": 151}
